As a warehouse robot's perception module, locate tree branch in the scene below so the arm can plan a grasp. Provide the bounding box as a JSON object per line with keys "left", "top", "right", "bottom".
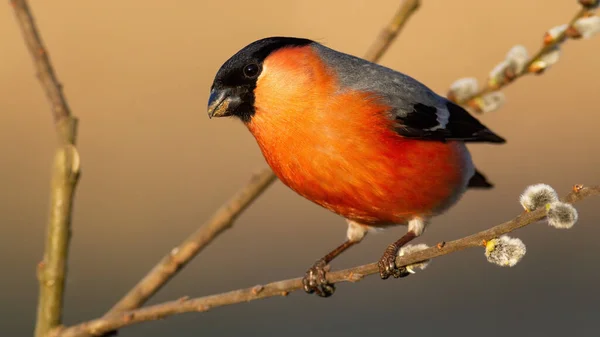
{"left": 10, "top": 0, "right": 73, "bottom": 124}
{"left": 107, "top": 169, "right": 276, "bottom": 313}
{"left": 363, "top": 0, "right": 421, "bottom": 63}
{"left": 103, "top": 0, "right": 421, "bottom": 318}
{"left": 52, "top": 185, "right": 600, "bottom": 337}
{"left": 10, "top": 1, "right": 81, "bottom": 337}
{"left": 455, "top": 6, "right": 590, "bottom": 107}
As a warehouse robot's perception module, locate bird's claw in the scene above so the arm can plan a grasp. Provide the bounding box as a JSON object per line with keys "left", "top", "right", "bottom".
{"left": 378, "top": 245, "right": 411, "bottom": 279}
{"left": 302, "top": 259, "right": 335, "bottom": 297}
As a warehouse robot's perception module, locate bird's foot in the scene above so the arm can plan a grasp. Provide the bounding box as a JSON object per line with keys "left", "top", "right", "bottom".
{"left": 302, "top": 259, "right": 335, "bottom": 297}
{"left": 378, "top": 244, "right": 411, "bottom": 279}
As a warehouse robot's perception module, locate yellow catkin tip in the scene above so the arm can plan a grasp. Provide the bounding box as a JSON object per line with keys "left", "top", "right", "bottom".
{"left": 485, "top": 239, "right": 497, "bottom": 254}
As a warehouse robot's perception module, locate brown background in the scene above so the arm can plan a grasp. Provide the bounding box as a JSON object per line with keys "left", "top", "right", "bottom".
{"left": 1, "top": 0, "right": 599, "bottom": 336}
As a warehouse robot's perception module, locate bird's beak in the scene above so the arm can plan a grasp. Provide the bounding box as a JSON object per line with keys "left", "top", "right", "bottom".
{"left": 207, "top": 88, "right": 240, "bottom": 119}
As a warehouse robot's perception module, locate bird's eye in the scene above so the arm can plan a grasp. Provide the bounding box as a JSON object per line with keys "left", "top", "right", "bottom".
{"left": 243, "top": 63, "right": 260, "bottom": 78}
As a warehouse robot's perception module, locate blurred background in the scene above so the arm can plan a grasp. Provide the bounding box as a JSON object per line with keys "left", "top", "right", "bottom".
{"left": 1, "top": 0, "right": 599, "bottom": 336}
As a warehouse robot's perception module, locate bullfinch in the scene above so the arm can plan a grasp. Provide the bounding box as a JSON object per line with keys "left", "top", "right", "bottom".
{"left": 207, "top": 37, "right": 505, "bottom": 297}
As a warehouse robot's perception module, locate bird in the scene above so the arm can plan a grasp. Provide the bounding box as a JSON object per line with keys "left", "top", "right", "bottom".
{"left": 207, "top": 36, "right": 505, "bottom": 297}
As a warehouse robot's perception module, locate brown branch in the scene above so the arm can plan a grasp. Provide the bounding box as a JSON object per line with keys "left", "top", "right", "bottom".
{"left": 455, "top": 6, "right": 590, "bottom": 107}
{"left": 11, "top": 0, "right": 73, "bottom": 124}
{"left": 363, "top": 0, "right": 421, "bottom": 63}
{"left": 107, "top": 169, "right": 276, "bottom": 312}
{"left": 102, "top": 0, "right": 421, "bottom": 320}
{"left": 52, "top": 185, "right": 600, "bottom": 337}
{"left": 10, "top": 1, "right": 81, "bottom": 337}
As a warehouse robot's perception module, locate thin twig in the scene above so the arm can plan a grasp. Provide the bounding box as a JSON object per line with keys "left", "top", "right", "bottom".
{"left": 11, "top": 1, "right": 81, "bottom": 337}
{"left": 107, "top": 169, "right": 276, "bottom": 312}
{"left": 363, "top": 0, "right": 421, "bottom": 63}
{"left": 10, "top": 0, "right": 73, "bottom": 124}
{"left": 52, "top": 185, "right": 600, "bottom": 337}
{"left": 103, "top": 0, "right": 421, "bottom": 318}
{"left": 456, "top": 6, "right": 590, "bottom": 106}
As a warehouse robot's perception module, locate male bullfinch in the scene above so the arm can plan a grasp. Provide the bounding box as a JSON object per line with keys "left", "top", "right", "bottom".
{"left": 207, "top": 37, "right": 505, "bottom": 297}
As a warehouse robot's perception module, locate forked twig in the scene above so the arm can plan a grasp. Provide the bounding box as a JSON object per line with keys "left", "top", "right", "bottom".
{"left": 11, "top": 1, "right": 81, "bottom": 337}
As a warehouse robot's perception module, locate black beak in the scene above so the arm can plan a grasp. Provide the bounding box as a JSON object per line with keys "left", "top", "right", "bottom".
{"left": 207, "top": 88, "right": 241, "bottom": 119}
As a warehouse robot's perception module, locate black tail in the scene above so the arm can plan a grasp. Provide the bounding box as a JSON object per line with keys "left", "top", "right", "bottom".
{"left": 468, "top": 169, "right": 494, "bottom": 189}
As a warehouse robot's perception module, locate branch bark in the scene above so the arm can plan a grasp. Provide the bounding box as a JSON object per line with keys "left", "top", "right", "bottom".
{"left": 10, "top": 1, "right": 81, "bottom": 337}
{"left": 455, "top": 6, "right": 590, "bottom": 106}
{"left": 52, "top": 185, "right": 600, "bottom": 337}
{"left": 107, "top": 169, "right": 276, "bottom": 312}
{"left": 363, "top": 0, "right": 421, "bottom": 63}
{"left": 103, "top": 0, "right": 421, "bottom": 318}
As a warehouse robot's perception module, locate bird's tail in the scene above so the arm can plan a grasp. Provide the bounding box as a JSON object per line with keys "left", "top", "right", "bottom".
{"left": 468, "top": 169, "right": 494, "bottom": 189}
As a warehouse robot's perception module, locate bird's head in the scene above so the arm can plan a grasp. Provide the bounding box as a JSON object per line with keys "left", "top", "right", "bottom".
{"left": 207, "top": 36, "right": 313, "bottom": 123}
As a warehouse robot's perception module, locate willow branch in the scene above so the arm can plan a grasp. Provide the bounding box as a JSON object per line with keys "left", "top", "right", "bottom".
{"left": 11, "top": 1, "right": 81, "bottom": 337}
{"left": 363, "top": 0, "right": 421, "bottom": 63}
{"left": 455, "top": 6, "right": 590, "bottom": 106}
{"left": 107, "top": 169, "right": 276, "bottom": 313}
{"left": 103, "top": 0, "right": 421, "bottom": 317}
{"left": 53, "top": 185, "right": 600, "bottom": 337}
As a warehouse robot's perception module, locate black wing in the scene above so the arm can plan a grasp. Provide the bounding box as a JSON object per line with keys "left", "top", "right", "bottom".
{"left": 394, "top": 101, "right": 506, "bottom": 144}
{"left": 308, "top": 42, "right": 506, "bottom": 144}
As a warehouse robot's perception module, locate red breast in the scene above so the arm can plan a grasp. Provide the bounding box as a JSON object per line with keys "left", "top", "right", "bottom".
{"left": 247, "top": 46, "right": 472, "bottom": 225}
